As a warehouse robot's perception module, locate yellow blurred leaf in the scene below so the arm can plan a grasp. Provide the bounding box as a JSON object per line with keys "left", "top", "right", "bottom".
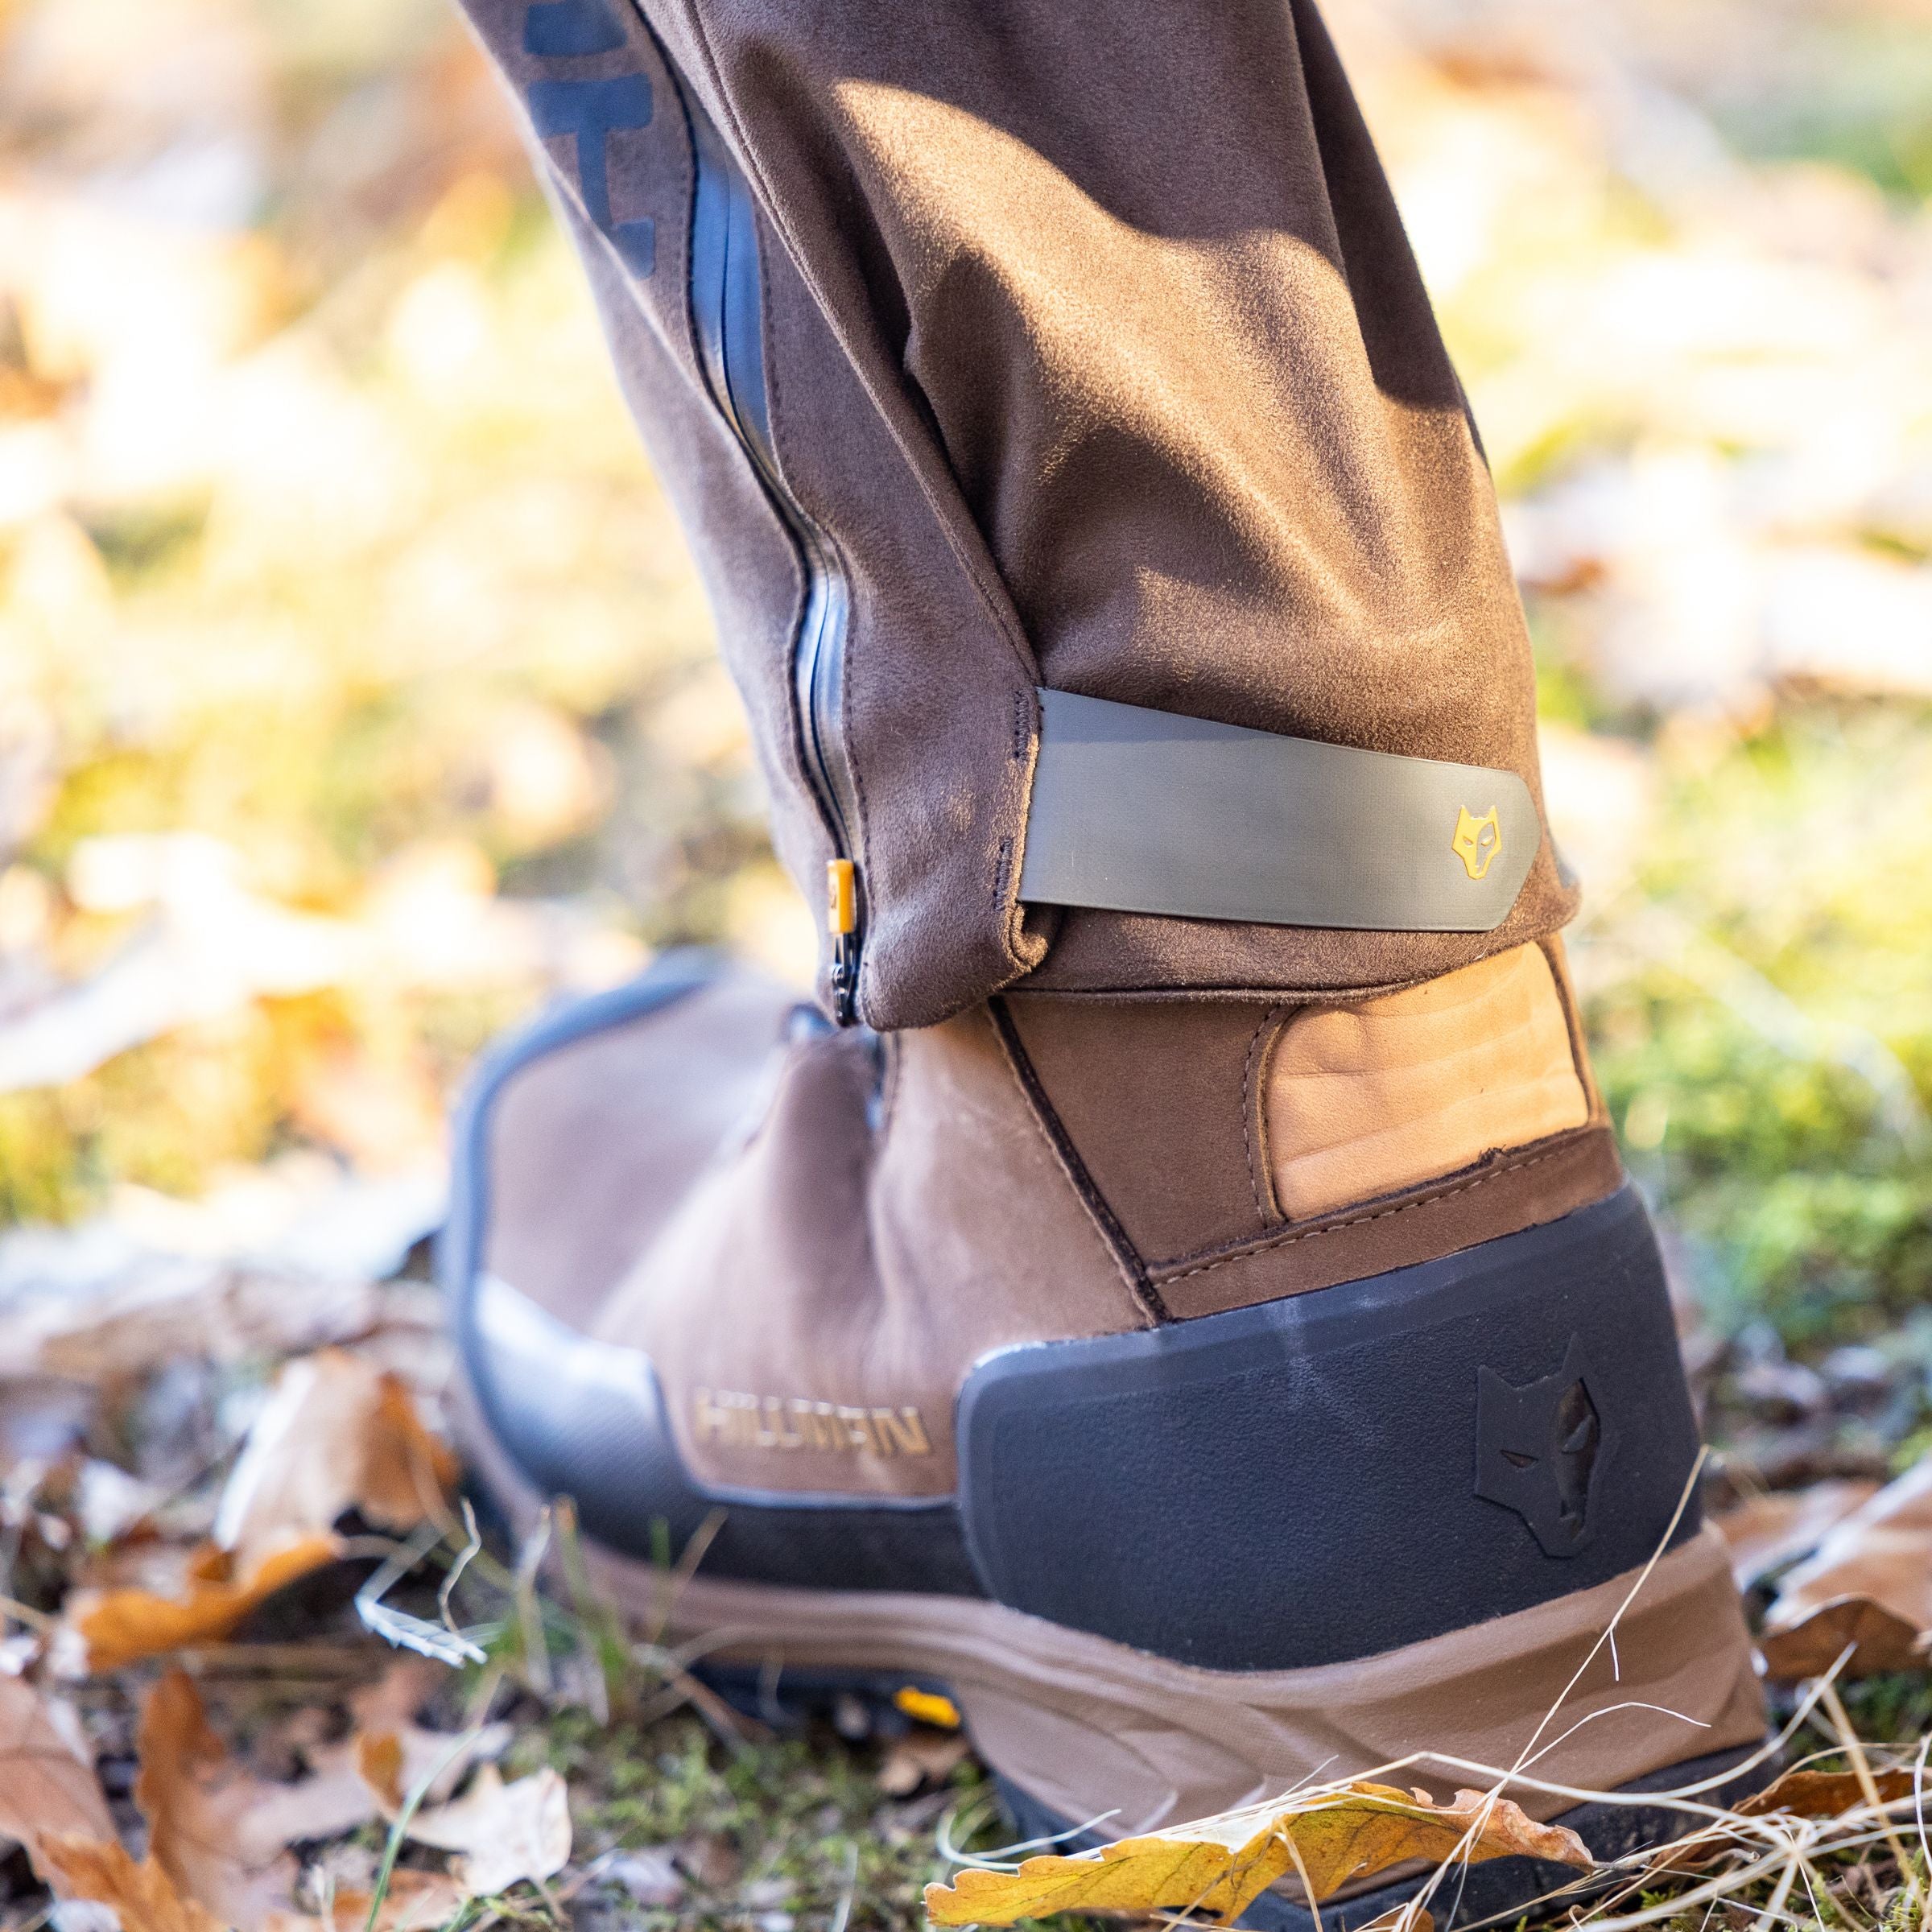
{"left": 923, "top": 1782, "right": 1590, "bottom": 1926}
{"left": 0, "top": 1676, "right": 114, "bottom": 1873}
{"left": 69, "top": 1534, "right": 341, "bottom": 1673}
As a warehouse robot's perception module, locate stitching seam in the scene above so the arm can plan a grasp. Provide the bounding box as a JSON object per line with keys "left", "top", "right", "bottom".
{"left": 1156, "top": 1142, "right": 1583, "bottom": 1286}
{"left": 1240, "top": 1006, "right": 1283, "bottom": 1227}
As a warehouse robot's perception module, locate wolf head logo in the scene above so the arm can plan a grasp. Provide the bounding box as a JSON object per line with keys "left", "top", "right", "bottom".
{"left": 1474, "top": 1336, "right": 1613, "bottom": 1557}
{"left": 1451, "top": 805, "right": 1502, "bottom": 881}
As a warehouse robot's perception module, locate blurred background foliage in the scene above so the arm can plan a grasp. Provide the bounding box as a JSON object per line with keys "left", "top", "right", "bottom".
{"left": 0, "top": 0, "right": 1927, "bottom": 1453}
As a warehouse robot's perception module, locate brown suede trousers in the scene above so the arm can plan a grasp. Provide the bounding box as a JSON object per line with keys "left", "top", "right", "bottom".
{"left": 458, "top": 0, "right": 1576, "bottom": 1027}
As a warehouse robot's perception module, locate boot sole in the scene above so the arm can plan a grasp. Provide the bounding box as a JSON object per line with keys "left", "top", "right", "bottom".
{"left": 459, "top": 1376, "right": 1764, "bottom": 1922}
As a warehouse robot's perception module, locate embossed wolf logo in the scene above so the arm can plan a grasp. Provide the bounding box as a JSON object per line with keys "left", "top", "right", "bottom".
{"left": 1474, "top": 1335, "right": 1613, "bottom": 1557}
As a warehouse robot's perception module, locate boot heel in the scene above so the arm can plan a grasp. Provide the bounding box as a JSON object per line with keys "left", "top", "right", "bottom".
{"left": 959, "top": 1187, "right": 1712, "bottom": 1671}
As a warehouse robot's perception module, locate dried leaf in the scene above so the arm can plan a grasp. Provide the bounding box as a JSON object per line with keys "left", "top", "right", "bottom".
{"left": 1762, "top": 1597, "right": 1923, "bottom": 1681}
{"left": 923, "top": 1782, "right": 1591, "bottom": 1925}
{"left": 214, "top": 1351, "right": 456, "bottom": 1576}
{"left": 405, "top": 1765, "right": 572, "bottom": 1896}
{"left": 38, "top": 1834, "right": 227, "bottom": 1932}
{"left": 136, "top": 1670, "right": 300, "bottom": 1932}
{"left": 356, "top": 1732, "right": 406, "bottom": 1811}
{"left": 1640, "top": 1761, "right": 1926, "bottom": 1878}
{"left": 877, "top": 1729, "right": 968, "bottom": 1797}
{"left": 1711, "top": 1480, "right": 1879, "bottom": 1591}
{"left": 316, "top": 1661, "right": 507, "bottom": 1812}
{"left": 1739, "top": 1766, "right": 1921, "bottom": 1818}
{"left": 0, "top": 1675, "right": 114, "bottom": 1872}
{"left": 68, "top": 1533, "right": 341, "bottom": 1673}
{"left": 358, "top": 1376, "right": 460, "bottom": 1528}
{"left": 1761, "top": 1456, "right": 1932, "bottom": 1679}
{"left": 291, "top": 1868, "right": 470, "bottom": 1932}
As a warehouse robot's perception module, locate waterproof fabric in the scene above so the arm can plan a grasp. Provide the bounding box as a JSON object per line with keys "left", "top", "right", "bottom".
{"left": 457, "top": 0, "right": 1577, "bottom": 1026}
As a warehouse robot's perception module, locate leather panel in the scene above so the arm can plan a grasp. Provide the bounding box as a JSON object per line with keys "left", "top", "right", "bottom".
{"left": 1001, "top": 993, "right": 1278, "bottom": 1262}
{"left": 1156, "top": 1124, "right": 1622, "bottom": 1319}
{"left": 588, "top": 1001, "right": 1150, "bottom": 1498}
{"left": 1265, "top": 942, "right": 1589, "bottom": 1221}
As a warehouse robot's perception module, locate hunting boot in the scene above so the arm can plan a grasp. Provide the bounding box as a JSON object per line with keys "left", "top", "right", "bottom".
{"left": 448, "top": 949, "right": 1766, "bottom": 1925}
{"left": 444, "top": 0, "right": 1767, "bottom": 1918}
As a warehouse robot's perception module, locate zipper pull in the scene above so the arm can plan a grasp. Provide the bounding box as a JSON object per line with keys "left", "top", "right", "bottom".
{"left": 825, "top": 858, "right": 860, "bottom": 1026}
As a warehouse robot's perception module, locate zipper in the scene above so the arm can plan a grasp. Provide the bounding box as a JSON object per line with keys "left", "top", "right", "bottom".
{"left": 684, "top": 99, "right": 862, "bottom": 1023}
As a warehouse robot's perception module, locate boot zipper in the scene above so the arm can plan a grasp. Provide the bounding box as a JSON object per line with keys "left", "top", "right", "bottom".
{"left": 684, "top": 97, "right": 862, "bottom": 1022}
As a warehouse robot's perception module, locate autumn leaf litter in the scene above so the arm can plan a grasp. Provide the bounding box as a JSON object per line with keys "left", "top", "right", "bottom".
{"left": 2, "top": 1195, "right": 1931, "bottom": 1932}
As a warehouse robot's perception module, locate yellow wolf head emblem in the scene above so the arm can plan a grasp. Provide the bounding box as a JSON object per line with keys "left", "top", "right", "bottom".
{"left": 1451, "top": 806, "right": 1502, "bottom": 881}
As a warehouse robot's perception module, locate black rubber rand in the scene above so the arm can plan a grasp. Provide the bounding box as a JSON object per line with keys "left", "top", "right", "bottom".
{"left": 957, "top": 1183, "right": 1701, "bottom": 1670}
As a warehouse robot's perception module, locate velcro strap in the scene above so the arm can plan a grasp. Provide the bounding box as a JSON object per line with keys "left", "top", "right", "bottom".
{"left": 1018, "top": 688, "right": 1539, "bottom": 932}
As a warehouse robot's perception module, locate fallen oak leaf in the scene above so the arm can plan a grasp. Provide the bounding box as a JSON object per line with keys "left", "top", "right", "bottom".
{"left": 136, "top": 1669, "right": 302, "bottom": 1932}
{"left": 38, "top": 1834, "right": 226, "bottom": 1932}
{"left": 271, "top": 1868, "right": 470, "bottom": 1932}
{"left": 1637, "top": 1761, "right": 1927, "bottom": 1879}
{"left": 1711, "top": 1481, "right": 1879, "bottom": 1592}
{"left": 359, "top": 1375, "right": 461, "bottom": 1531}
{"left": 67, "top": 1533, "right": 342, "bottom": 1674}
{"left": 134, "top": 1670, "right": 417, "bottom": 1932}
{"left": 308, "top": 1661, "right": 507, "bottom": 1814}
{"left": 1761, "top": 1597, "right": 1923, "bottom": 1681}
{"left": 1738, "top": 1766, "right": 1921, "bottom": 1818}
{"left": 1761, "top": 1456, "right": 1932, "bottom": 1680}
{"left": 214, "top": 1351, "right": 457, "bottom": 1578}
{"left": 922, "top": 1782, "right": 1590, "bottom": 1926}
{"left": 0, "top": 1675, "right": 114, "bottom": 1874}
{"left": 349, "top": 1657, "right": 510, "bottom": 1795}
{"left": 404, "top": 1764, "right": 572, "bottom": 1897}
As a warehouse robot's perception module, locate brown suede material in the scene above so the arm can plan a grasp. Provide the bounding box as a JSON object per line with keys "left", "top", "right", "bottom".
{"left": 478, "top": 968, "right": 1618, "bottom": 1500}
{"left": 755, "top": 224, "right": 1043, "bottom": 1019}
{"left": 1001, "top": 994, "right": 1281, "bottom": 1263}
{"left": 588, "top": 1002, "right": 1150, "bottom": 1496}
{"left": 457, "top": 0, "right": 843, "bottom": 912}
{"left": 463, "top": 0, "right": 1575, "bottom": 1026}
{"left": 483, "top": 970, "right": 798, "bottom": 1332}
{"left": 1155, "top": 1123, "right": 1625, "bottom": 1321}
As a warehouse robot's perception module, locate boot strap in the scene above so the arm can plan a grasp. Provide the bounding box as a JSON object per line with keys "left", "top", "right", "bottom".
{"left": 1018, "top": 687, "right": 1540, "bottom": 931}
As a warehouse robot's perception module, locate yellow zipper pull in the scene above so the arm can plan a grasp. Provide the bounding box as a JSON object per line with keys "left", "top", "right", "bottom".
{"left": 825, "top": 858, "right": 859, "bottom": 1026}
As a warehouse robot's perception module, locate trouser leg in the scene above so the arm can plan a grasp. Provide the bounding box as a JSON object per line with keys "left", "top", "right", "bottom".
{"left": 459, "top": 0, "right": 1575, "bottom": 1026}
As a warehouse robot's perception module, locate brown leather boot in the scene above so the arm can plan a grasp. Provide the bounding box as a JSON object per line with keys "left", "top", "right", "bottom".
{"left": 446, "top": 939, "right": 1765, "bottom": 1926}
